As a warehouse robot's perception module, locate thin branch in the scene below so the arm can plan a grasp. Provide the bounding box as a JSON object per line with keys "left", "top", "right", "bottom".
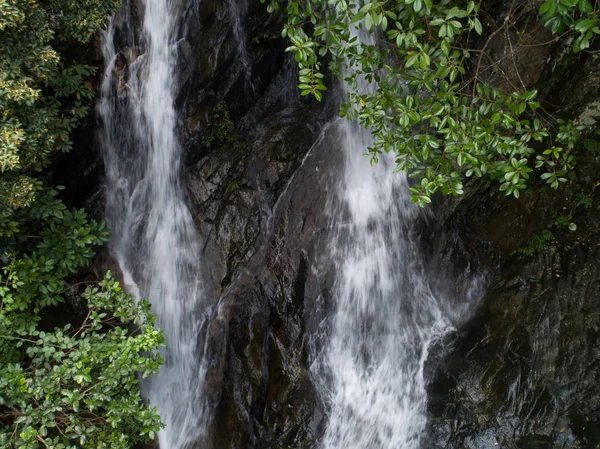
{"left": 505, "top": 25, "right": 527, "bottom": 91}
{"left": 473, "top": 16, "right": 509, "bottom": 95}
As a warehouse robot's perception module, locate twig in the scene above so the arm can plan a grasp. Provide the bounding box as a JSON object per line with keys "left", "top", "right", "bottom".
{"left": 505, "top": 25, "right": 527, "bottom": 91}
{"left": 473, "top": 15, "right": 510, "bottom": 95}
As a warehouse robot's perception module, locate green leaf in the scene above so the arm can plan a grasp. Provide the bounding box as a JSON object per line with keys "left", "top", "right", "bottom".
{"left": 574, "top": 18, "right": 597, "bottom": 32}
{"left": 440, "top": 39, "right": 451, "bottom": 55}
{"left": 405, "top": 54, "right": 418, "bottom": 68}
{"left": 365, "top": 13, "right": 373, "bottom": 31}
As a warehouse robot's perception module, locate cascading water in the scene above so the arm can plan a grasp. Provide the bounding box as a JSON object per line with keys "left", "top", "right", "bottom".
{"left": 227, "top": 0, "right": 255, "bottom": 93}
{"left": 100, "top": 1, "right": 207, "bottom": 448}
{"left": 312, "top": 17, "right": 455, "bottom": 449}
{"left": 97, "top": 0, "right": 482, "bottom": 447}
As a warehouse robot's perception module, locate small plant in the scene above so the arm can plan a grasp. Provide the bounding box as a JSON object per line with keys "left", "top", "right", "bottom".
{"left": 513, "top": 230, "right": 555, "bottom": 256}
{"left": 225, "top": 181, "right": 240, "bottom": 194}
{"left": 552, "top": 180, "right": 599, "bottom": 229}
{"left": 202, "top": 102, "right": 234, "bottom": 148}
{"left": 553, "top": 212, "right": 573, "bottom": 228}
{"left": 575, "top": 183, "right": 599, "bottom": 209}
{"left": 252, "top": 30, "right": 278, "bottom": 45}
{"left": 581, "top": 131, "right": 600, "bottom": 153}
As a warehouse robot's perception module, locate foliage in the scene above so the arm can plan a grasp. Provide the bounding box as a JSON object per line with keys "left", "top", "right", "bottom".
{"left": 225, "top": 181, "right": 241, "bottom": 194}
{"left": 513, "top": 174, "right": 598, "bottom": 256}
{"left": 552, "top": 178, "right": 599, "bottom": 227}
{"left": 553, "top": 211, "right": 573, "bottom": 228}
{"left": 513, "top": 229, "right": 555, "bottom": 256}
{"left": 538, "top": 0, "right": 600, "bottom": 53}
{"left": 0, "top": 0, "right": 118, "bottom": 237}
{"left": 260, "top": 0, "right": 598, "bottom": 206}
{"left": 581, "top": 129, "right": 600, "bottom": 153}
{"left": 202, "top": 102, "right": 234, "bottom": 148}
{"left": 252, "top": 29, "right": 279, "bottom": 45}
{"left": 1, "top": 0, "right": 165, "bottom": 447}
{"left": 574, "top": 181, "right": 599, "bottom": 209}
{"left": 0, "top": 271, "right": 164, "bottom": 449}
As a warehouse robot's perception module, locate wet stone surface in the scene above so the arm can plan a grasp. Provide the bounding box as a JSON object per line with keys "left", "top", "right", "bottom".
{"left": 83, "top": 1, "right": 600, "bottom": 448}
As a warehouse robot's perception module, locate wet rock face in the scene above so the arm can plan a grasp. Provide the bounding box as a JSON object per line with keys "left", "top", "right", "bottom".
{"left": 92, "top": 0, "right": 600, "bottom": 448}
{"left": 191, "top": 118, "right": 344, "bottom": 449}
{"left": 160, "top": 1, "right": 340, "bottom": 448}
{"left": 425, "top": 70, "right": 600, "bottom": 449}
{"left": 173, "top": 13, "right": 339, "bottom": 445}
{"left": 174, "top": 0, "right": 290, "bottom": 159}
{"left": 427, "top": 198, "right": 600, "bottom": 448}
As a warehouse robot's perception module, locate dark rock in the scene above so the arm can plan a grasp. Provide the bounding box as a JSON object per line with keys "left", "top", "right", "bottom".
{"left": 64, "top": 0, "right": 600, "bottom": 448}
{"left": 426, "top": 122, "right": 600, "bottom": 449}
{"left": 424, "top": 12, "right": 600, "bottom": 447}
{"left": 193, "top": 118, "right": 344, "bottom": 449}
{"left": 427, "top": 199, "right": 600, "bottom": 448}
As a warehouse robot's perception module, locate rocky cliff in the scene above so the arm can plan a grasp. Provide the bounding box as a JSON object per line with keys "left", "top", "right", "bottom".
{"left": 61, "top": 1, "right": 600, "bottom": 448}
{"left": 424, "top": 5, "right": 600, "bottom": 446}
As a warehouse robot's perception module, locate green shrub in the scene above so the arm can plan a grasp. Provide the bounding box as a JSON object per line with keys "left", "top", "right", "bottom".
{"left": 202, "top": 102, "right": 234, "bottom": 148}
{"left": 1, "top": 0, "right": 165, "bottom": 447}
{"left": 0, "top": 271, "right": 164, "bottom": 449}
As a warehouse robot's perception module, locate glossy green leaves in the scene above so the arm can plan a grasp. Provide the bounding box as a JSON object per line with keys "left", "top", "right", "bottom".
{"left": 264, "top": 0, "right": 592, "bottom": 206}
{"left": 539, "top": 0, "right": 599, "bottom": 52}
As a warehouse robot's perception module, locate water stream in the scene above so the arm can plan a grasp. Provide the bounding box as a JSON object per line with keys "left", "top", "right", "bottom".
{"left": 311, "top": 20, "right": 455, "bottom": 449}
{"left": 99, "top": 1, "right": 476, "bottom": 448}
{"left": 100, "top": 1, "right": 208, "bottom": 448}
{"left": 227, "top": 0, "right": 255, "bottom": 93}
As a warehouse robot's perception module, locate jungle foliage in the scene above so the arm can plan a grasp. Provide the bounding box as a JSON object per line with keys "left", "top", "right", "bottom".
{"left": 0, "top": 0, "right": 164, "bottom": 447}
{"left": 261, "top": 0, "right": 600, "bottom": 205}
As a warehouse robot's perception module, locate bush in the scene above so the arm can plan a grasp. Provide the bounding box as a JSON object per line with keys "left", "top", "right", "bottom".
{"left": 1, "top": 0, "right": 165, "bottom": 447}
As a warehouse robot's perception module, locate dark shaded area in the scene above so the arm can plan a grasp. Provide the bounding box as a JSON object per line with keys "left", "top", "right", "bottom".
{"left": 427, "top": 162, "right": 600, "bottom": 448}
{"left": 424, "top": 11, "right": 600, "bottom": 444}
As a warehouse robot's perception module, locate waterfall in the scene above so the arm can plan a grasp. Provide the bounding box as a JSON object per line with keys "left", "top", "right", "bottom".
{"left": 227, "top": 0, "right": 255, "bottom": 93}
{"left": 312, "top": 18, "right": 454, "bottom": 449}
{"left": 96, "top": 0, "right": 484, "bottom": 447}
{"left": 100, "top": 1, "right": 208, "bottom": 448}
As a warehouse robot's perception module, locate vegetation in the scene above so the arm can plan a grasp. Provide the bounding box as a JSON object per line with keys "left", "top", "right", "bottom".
{"left": 539, "top": 0, "right": 600, "bottom": 53}
{"left": 202, "top": 102, "right": 234, "bottom": 149}
{"left": 0, "top": 0, "right": 164, "bottom": 447}
{"left": 513, "top": 229, "right": 555, "bottom": 256}
{"left": 261, "top": 0, "right": 599, "bottom": 205}
{"left": 0, "top": 272, "right": 164, "bottom": 449}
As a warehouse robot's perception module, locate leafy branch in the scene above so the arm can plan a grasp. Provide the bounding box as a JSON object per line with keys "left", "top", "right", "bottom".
{"left": 261, "top": 0, "right": 598, "bottom": 206}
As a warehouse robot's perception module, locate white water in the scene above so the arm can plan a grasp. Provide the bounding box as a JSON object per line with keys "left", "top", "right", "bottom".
{"left": 312, "top": 18, "right": 455, "bottom": 449}
{"left": 98, "top": 1, "right": 480, "bottom": 448}
{"left": 100, "top": 1, "right": 207, "bottom": 448}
